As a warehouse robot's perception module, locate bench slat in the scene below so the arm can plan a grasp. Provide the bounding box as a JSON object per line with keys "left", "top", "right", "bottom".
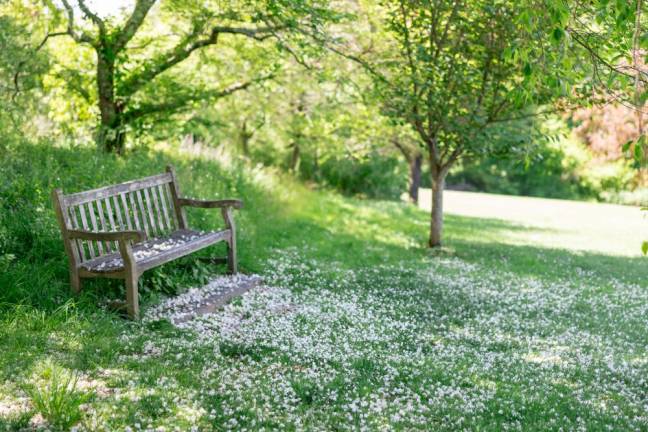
{"left": 150, "top": 185, "right": 165, "bottom": 233}
{"left": 135, "top": 189, "right": 150, "bottom": 237}
{"left": 78, "top": 204, "right": 96, "bottom": 259}
{"left": 166, "top": 166, "right": 187, "bottom": 229}
{"left": 67, "top": 206, "right": 84, "bottom": 262}
{"left": 103, "top": 197, "right": 119, "bottom": 251}
{"left": 163, "top": 183, "right": 178, "bottom": 229}
{"left": 143, "top": 188, "right": 158, "bottom": 236}
{"left": 87, "top": 201, "right": 104, "bottom": 255}
{"left": 95, "top": 199, "right": 112, "bottom": 253}
{"left": 128, "top": 191, "right": 142, "bottom": 232}
{"left": 120, "top": 193, "right": 133, "bottom": 230}
{"left": 157, "top": 184, "right": 173, "bottom": 231}
{"left": 112, "top": 195, "right": 125, "bottom": 230}
{"left": 63, "top": 173, "right": 173, "bottom": 206}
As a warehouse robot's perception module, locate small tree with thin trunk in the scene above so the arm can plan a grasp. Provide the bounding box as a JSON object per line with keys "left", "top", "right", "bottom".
{"left": 340, "top": 0, "right": 563, "bottom": 247}
{"left": 20, "top": 0, "right": 336, "bottom": 153}
{"left": 390, "top": 131, "right": 422, "bottom": 204}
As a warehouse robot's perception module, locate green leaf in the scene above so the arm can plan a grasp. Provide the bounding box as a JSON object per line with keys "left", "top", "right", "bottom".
{"left": 642, "top": 241, "right": 648, "bottom": 255}
{"left": 622, "top": 140, "right": 633, "bottom": 153}
{"left": 523, "top": 63, "right": 532, "bottom": 76}
{"left": 634, "top": 136, "right": 645, "bottom": 162}
{"left": 552, "top": 27, "right": 564, "bottom": 42}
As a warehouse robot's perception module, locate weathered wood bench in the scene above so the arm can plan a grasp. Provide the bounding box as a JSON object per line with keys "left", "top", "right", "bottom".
{"left": 52, "top": 166, "right": 242, "bottom": 319}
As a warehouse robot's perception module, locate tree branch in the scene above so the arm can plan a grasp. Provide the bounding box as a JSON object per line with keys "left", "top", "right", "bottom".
{"left": 60, "top": 0, "right": 97, "bottom": 46}
{"left": 391, "top": 138, "right": 413, "bottom": 162}
{"left": 120, "top": 25, "right": 282, "bottom": 96}
{"left": 324, "top": 43, "right": 392, "bottom": 86}
{"left": 113, "top": 0, "right": 157, "bottom": 52}
{"left": 569, "top": 30, "right": 639, "bottom": 82}
{"left": 210, "top": 25, "right": 284, "bottom": 41}
{"left": 632, "top": 0, "right": 644, "bottom": 137}
{"left": 77, "top": 0, "right": 106, "bottom": 36}
{"left": 13, "top": 31, "right": 69, "bottom": 100}
{"left": 434, "top": 0, "right": 461, "bottom": 60}
{"left": 441, "top": 146, "right": 463, "bottom": 175}
{"left": 122, "top": 74, "right": 274, "bottom": 123}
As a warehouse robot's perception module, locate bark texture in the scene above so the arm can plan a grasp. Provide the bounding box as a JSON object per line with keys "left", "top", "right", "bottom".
{"left": 429, "top": 172, "right": 445, "bottom": 248}
{"left": 97, "top": 55, "right": 125, "bottom": 153}
{"left": 408, "top": 153, "right": 422, "bottom": 204}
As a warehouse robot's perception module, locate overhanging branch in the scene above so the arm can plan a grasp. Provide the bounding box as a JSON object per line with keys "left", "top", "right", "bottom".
{"left": 13, "top": 31, "right": 70, "bottom": 100}
{"left": 113, "top": 0, "right": 157, "bottom": 52}
{"left": 120, "top": 24, "right": 283, "bottom": 97}
{"left": 77, "top": 0, "right": 106, "bottom": 36}
{"left": 60, "top": 0, "right": 97, "bottom": 46}
{"left": 121, "top": 74, "right": 274, "bottom": 123}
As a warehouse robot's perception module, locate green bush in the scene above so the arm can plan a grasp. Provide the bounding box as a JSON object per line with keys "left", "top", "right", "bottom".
{"left": 446, "top": 134, "right": 634, "bottom": 201}
{"left": 447, "top": 150, "right": 597, "bottom": 199}
{"left": 317, "top": 152, "right": 407, "bottom": 199}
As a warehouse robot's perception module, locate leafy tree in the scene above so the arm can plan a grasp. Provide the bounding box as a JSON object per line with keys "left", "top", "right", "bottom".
{"left": 15, "top": 0, "right": 337, "bottom": 153}
{"left": 176, "top": 52, "right": 410, "bottom": 198}
{"left": 552, "top": 0, "right": 648, "bottom": 253}
{"left": 337, "top": 0, "right": 566, "bottom": 246}
{"left": 551, "top": 0, "right": 647, "bottom": 161}
{"left": 0, "top": 2, "right": 51, "bottom": 140}
{"left": 389, "top": 126, "right": 422, "bottom": 203}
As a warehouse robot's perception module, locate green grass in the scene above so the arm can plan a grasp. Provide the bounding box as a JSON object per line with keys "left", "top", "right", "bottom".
{"left": 24, "top": 361, "right": 91, "bottom": 430}
{"left": 1, "top": 140, "right": 647, "bottom": 430}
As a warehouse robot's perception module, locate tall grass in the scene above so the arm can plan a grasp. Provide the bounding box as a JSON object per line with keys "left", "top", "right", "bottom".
{"left": 0, "top": 140, "right": 293, "bottom": 311}
{"left": 25, "top": 362, "right": 90, "bottom": 430}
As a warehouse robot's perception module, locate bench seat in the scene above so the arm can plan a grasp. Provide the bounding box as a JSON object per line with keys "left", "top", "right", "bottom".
{"left": 80, "top": 229, "right": 230, "bottom": 274}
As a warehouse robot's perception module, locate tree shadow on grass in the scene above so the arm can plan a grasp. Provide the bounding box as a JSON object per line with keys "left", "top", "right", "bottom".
{"left": 442, "top": 214, "right": 648, "bottom": 285}
{"left": 2, "top": 141, "right": 647, "bottom": 428}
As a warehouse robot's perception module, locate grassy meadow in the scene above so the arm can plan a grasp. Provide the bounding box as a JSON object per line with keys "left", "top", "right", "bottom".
{"left": 1, "top": 140, "right": 647, "bottom": 431}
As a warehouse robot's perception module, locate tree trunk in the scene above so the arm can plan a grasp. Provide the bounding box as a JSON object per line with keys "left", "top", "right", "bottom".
{"left": 240, "top": 120, "right": 251, "bottom": 156}
{"left": 408, "top": 153, "right": 422, "bottom": 204}
{"left": 429, "top": 171, "right": 446, "bottom": 248}
{"left": 313, "top": 144, "right": 320, "bottom": 181}
{"left": 289, "top": 140, "right": 301, "bottom": 173}
{"left": 96, "top": 50, "right": 125, "bottom": 154}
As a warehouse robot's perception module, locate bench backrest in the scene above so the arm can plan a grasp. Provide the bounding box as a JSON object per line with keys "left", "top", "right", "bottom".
{"left": 52, "top": 166, "right": 187, "bottom": 264}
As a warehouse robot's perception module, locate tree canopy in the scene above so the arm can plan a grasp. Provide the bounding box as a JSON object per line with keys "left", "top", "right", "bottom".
{"left": 3, "top": 0, "right": 646, "bottom": 247}
{"left": 11, "top": 0, "right": 341, "bottom": 153}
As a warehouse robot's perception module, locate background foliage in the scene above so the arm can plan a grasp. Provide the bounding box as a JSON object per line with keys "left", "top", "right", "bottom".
{"left": 0, "top": 0, "right": 645, "bottom": 203}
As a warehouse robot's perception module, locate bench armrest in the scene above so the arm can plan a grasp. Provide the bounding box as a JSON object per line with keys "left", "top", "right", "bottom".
{"left": 178, "top": 198, "right": 243, "bottom": 209}
{"left": 68, "top": 229, "right": 147, "bottom": 243}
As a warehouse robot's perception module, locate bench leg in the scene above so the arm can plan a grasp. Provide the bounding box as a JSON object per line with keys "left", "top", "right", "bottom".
{"left": 70, "top": 269, "right": 82, "bottom": 294}
{"left": 227, "top": 238, "right": 237, "bottom": 274}
{"left": 125, "top": 272, "right": 140, "bottom": 320}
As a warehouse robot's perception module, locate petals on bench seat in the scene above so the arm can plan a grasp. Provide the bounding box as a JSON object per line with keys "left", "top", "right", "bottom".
{"left": 81, "top": 229, "right": 230, "bottom": 273}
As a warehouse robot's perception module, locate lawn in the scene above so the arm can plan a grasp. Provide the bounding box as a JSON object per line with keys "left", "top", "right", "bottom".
{"left": 1, "top": 142, "right": 647, "bottom": 431}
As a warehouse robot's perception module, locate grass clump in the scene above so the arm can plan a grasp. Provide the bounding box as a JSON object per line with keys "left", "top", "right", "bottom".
{"left": 25, "top": 362, "right": 91, "bottom": 430}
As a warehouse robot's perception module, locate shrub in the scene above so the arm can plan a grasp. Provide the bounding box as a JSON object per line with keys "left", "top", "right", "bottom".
{"left": 446, "top": 133, "right": 635, "bottom": 201}
{"left": 317, "top": 152, "right": 407, "bottom": 199}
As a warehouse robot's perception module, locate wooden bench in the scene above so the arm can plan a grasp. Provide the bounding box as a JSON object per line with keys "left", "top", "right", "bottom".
{"left": 52, "top": 166, "right": 242, "bottom": 319}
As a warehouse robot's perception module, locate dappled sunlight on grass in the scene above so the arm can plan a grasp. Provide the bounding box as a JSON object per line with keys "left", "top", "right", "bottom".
{"left": 2, "top": 141, "right": 648, "bottom": 429}
{"left": 421, "top": 189, "right": 647, "bottom": 257}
